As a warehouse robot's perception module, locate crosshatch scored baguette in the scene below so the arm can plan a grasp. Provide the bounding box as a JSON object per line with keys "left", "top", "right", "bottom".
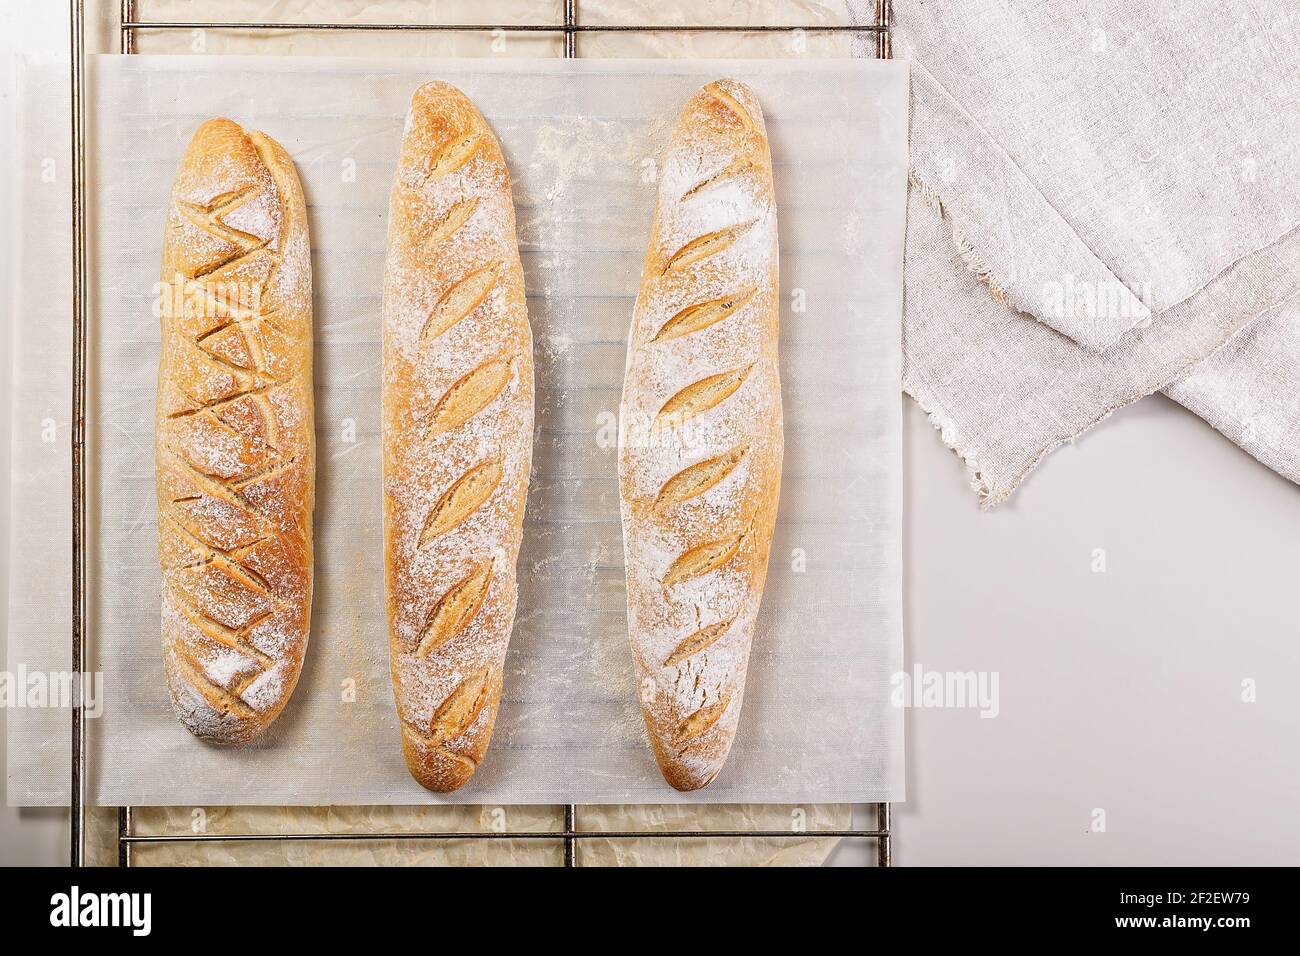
{"left": 156, "top": 118, "right": 314, "bottom": 742}
{"left": 618, "top": 80, "right": 783, "bottom": 791}
{"left": 383, "top": 82, "right": 534, "bottom": 793}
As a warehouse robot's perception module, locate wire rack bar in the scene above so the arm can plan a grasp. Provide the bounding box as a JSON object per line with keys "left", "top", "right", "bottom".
{"left": 564, "top": 0, "right": 577, "bottom": 58}
{"left": 119, "top": 826, "right": 888, "bottom": 844}
{"left": 118, "top": 806, "right": 132, "bottom": 866}
{"left": 876, "top": 800, "right": 891, "bottom": 866}
{"left": 69, "top": 0, "right": 90, "bottom": 870}
{"left": 119, "top": 23, "right": 886, "bottom": 34}
{"left": 81, "top": 0, "right": 895, "bottom": 868}
{"left": 564, "top": 804, "right": 577, "bottom": 865}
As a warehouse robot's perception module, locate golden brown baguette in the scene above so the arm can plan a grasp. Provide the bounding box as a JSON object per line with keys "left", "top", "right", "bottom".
{"left": 618, "top": 80, "right": 783, "bottom": 791}
{"left": 382, "top": 82, "right": 534, "bottom": 792}
{"left": 156, "top": 118, "right": 314, "bottom": 742}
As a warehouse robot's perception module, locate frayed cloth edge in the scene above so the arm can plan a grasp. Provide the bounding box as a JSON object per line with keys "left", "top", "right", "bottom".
{"left": 909, "top": 169, "right": 1010, "bottom": 308}
{"left": 901, "top": 371, "right": 996, "bottom": 507}
{"left": 903, "top": 372, "right": 1143, "bottom": 510}
{"left": 905, "top": 170, "right": 1300, "bottom": 507}
{"left": 905, "top": 316, "right": 1298, "bottom": 506}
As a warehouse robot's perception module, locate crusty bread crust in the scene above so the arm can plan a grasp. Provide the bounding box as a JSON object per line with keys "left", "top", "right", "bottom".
{"left": 157, "top": 118, "right": 314, "bottom": 743}
{"left": 383, "top": 82, "right": 534, "bottom": 793}
{"left": 619, "top": 80, "right": 782, "bottom": 791}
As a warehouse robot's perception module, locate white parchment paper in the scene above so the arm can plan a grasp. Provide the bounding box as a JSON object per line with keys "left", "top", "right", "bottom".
{"left": 4, "top": 58, "right": 75, "bottom": 807}
{"left": 12, "top": 54, "right": 906, "bottom": 806}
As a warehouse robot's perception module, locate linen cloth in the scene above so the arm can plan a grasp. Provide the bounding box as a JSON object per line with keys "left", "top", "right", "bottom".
{"left": 853, "top": 0, "right": 1300, "bottom": 504}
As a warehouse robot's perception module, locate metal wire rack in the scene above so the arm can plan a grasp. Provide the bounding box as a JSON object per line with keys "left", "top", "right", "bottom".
{"left": 67, "top": 0, "right": 895, "bottom": 868}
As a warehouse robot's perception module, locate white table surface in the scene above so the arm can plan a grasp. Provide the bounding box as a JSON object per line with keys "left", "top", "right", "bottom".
{"left": 889, "top": 394, "right": 1300, "bottom": 866}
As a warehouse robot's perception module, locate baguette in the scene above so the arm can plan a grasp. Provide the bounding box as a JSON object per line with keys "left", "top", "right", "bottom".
{"left": 382, "top": 82, "right": 534, "bottom": 792}
{"left": 618, "top": 80, "right": 783, "bottom": 791}
{"left": 156, "top": 118, "right": 314, "bottom": 742}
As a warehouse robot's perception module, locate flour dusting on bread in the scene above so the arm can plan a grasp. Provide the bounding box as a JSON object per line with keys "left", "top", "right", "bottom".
{"left": 156, "top": 118, "right": 314, "bottom": 743}
{"left": 383, "top": 82, "right": 534, "bottom": 793}
{"left": 618, "top": 80, "right": 782, "bottom": 791}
